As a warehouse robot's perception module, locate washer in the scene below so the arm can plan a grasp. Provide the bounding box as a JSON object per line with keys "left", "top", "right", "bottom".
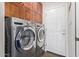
{"left": 36, "top": 23, "right": 45, "bottom": 56}
{"left": 5, "top": 17, "right": 36, "bottom": 57}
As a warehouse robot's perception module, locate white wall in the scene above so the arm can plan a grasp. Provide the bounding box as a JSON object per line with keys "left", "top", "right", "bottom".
{"left": 0, "top": 2, "right": 4, "bottom": 57}
{"left": 68, "top": 2, "right": 76, "bottom": 57}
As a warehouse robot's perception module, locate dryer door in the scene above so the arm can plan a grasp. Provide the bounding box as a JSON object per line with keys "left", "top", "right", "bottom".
{"left": 38, "top": 26, "right": 45, "bottom": 48}
{"left": 15, "top": 26, "right": 35, "bottom": 53}
{"left": 36, "top": 26, "right": 45, "bottom": 56}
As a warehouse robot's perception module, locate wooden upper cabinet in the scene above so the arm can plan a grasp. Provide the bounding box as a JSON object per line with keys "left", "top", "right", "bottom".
{"left": 34, "top": 14, "right": 42, "bottom": 24}
{"left": 32, "top": 2, "right": 42, "bottom": 14}
{"left": 32, "top": 2, "right": 38, "bottom": 12}
{"left": 5, "top": 2, "right": 20, "bottom": 18}
{"left": 25, "top": 8, "right": 30, "bottom": 21}
{"left": 23, "top": 2, "right": 33, "bottom": 10}
{"left": 18, "top": 3, "right": 25, "bottom": 19}
{"left": 10, "top": 3, "right": 19, "bottom": 18}
{"left": 5, "top": 2, "right": 42, "bottom": 24}
{"left": 32, "top": 2, "right": 42, "bottom": 24}
{"left": 5, "top": 3, "right": 11, "bottom": 17}
{"left": 37, "top": 3, "right": 42, "bottom": 14}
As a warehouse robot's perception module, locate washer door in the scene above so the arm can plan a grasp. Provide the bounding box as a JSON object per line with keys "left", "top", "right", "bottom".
{"left": 38, "top": 26, "right": 45, "bottom": 48}
{"left": 15, "top": 26, "right": 35, "bottom": 53}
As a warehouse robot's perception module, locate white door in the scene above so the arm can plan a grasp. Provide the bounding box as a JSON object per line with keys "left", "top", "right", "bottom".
{"left": 45, "top": 6, "right": 66, "bottom": 56}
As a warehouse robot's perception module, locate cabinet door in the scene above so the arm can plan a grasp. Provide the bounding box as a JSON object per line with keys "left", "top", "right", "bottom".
{"left": 29, "top": 10, "right": 33, "bottom": 21}
{"left": 25, "top": 8, "right": 30, "bottom": 21}
{"left": 32, "top": 2, "right": 38, "bottom": 12}
{"left": 35, "top": 14, "right": 42, "bottom": 24}
{"left": 10, "top": 3, "right": 19, "bottom": 18}
{"left": 23, "top": 2, "right": 32, "bottom": 10}
{"left": 24, "top": 2, "right": 33, "bottom": 21}
{"left": 38, "top": 14, "right": 42, "bottom": 24}
{"left": 37, "top": 3, "right": 42, "bottom": 14}
{"left": 5, "top": 3, "right": 11, "bottom": 17}
{"left": 33, "top": 3, "right": 42, "bottom": 24}
{"left": 19, "top": 3, "right": 25, "bottom": 19}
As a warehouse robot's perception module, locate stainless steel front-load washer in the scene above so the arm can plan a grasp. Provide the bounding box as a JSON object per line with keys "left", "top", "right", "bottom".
{"left": 36, "top": 24, "right": 45, "bottom": 56}
{"left": 5, "top": 17, "right": 36, "bottom": 57}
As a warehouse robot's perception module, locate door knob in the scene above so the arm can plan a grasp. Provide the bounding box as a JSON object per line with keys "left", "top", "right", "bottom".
{"left": 62, "top": 33, "right": 65, "bottom": 35}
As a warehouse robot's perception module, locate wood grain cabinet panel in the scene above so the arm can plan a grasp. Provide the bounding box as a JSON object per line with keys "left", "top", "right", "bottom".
{"left": 32, "top": 12, "right": 36, "bottom": 23}
{"left": 18, "top": 3, "right": 25, "bottom": 19}
{"left": 34, "top": 14, "right": 42, "bottom": 24}
{"left": 10, "top": 3, "right": 19, "bottom": 18}
{"left": 5, "top": 2, "right": 42, "bottom": 24}
{"left": 32, "top": 3, "right": 42, "bottom": 24}
{"left": 5, "top": 3, "right": 11, "bottom": 17}
{"left": 25, "top": 8, "right": 31, "bottom": 21}
{"left": 37, "top": 14, "right": 42, "bottom": 23}
{"left": 39, "top": 15, "right": 42, "bottom": 24}
{"left": 19, "top": 7, "right": 25, "bottom": 19}
{"left": 29, "top": 11, "right": 33, "bottom": 21}
{"left": 23, "top": 2, "right": 33, "bottom": 10}
{"left": 37, "top": 3, "right": 42, "bottom": 14}
{"left": 32, "top": 2, "right": 38, "bottom": 12}
{"left": 12, "top": 2, "right": 25, "bottom": 19}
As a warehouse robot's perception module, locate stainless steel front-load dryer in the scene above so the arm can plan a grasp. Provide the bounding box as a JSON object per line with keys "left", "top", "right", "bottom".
{"left": 36, "top": 24, "right": 45, "bottom": 56}
{"left": 5, "top": 17, "right": 36, "bottom": 57}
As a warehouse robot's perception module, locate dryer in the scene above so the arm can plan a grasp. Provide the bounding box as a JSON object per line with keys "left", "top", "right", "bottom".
{"left": 36, "top": 24, "right": 45, "bottom": 56}
{"left": 5, "top": 17, "right": 36, "bottom": 57}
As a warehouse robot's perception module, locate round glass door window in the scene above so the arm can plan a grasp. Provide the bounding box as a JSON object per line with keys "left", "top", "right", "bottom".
{"left": 38, "top": 29, "right": 45, "bottom": 42}
{"left": 15, "top": 28, "right": 35, "bottom": 51}
{"left": 37, "top": 28, "right": 45, "bottom": 48}
{"left": 20, "top": 29, "right": 35, "bottom": 50}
